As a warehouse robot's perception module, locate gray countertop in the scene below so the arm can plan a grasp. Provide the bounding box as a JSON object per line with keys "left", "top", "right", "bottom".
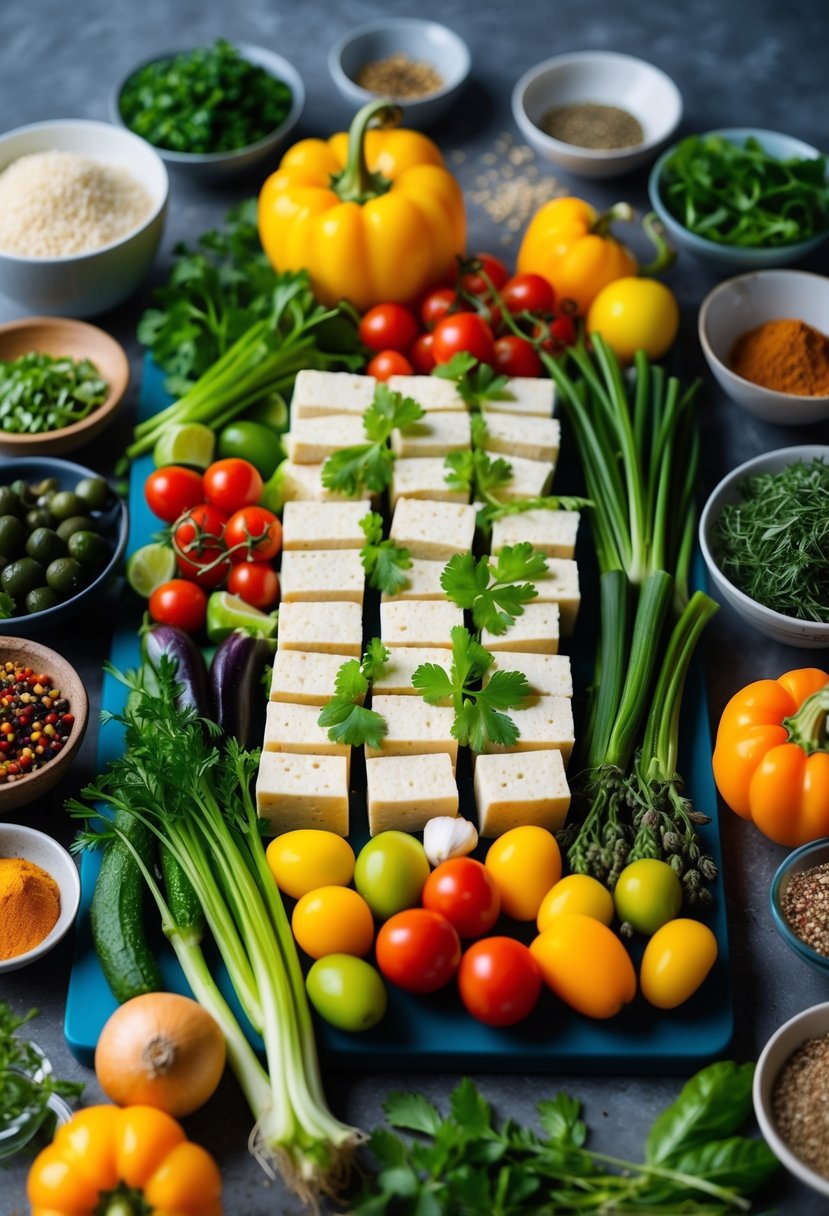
{"left": 1, "top": 0, "right": 828, "bottom": 1211}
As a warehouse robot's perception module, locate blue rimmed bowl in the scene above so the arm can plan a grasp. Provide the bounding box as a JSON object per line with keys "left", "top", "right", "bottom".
{"left": 770, "top": 838, "right": 829, "bottom": 975}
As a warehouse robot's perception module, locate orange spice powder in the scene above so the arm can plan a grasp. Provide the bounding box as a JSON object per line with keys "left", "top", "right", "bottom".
{"left": 0, "top": 856, "right": 60, "bottom": 958}
{"left": 729, "top": 317, "right": 829, "bottom": 396}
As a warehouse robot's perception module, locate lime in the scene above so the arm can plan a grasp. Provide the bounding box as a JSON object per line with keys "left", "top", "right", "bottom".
{"left": 245, "top": 393, "right": 288, "bottom": 432}
{"left": 126, "top": 543, "right": 176, "bottom": 598}
{"left": 153, "top": 423, "right": 216, "bottom": 470}
{"left": 206, "top": 591, "right": 278, "bottom": 643}
{"left": 217, "top": 420, "right": 284, "bottom": 479}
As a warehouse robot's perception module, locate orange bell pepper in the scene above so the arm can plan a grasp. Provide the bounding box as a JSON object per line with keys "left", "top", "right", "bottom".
{"left": 712, "top": 668, "right": 829, "bottom": 847}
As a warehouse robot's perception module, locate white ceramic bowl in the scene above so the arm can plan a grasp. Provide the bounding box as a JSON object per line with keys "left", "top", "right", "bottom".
{"left": 0, "top": 823, "right": 80, "bottom": 973}
{"left": 754, "top": 1002, "right": 829, "bottom": 1198}
{"left": 329, "top": 19, "right": 470, "bottom": 127}
{"left": 0, "top": 119, "right": 167, "bottom": 318}
{"left": 511, "top": 52, "right": 682, "bottom": 179}
{"left": 111, "top": 44, "right": 304, "bottom": 180}
{"left": 698, "top": 271, "right": 829, "bottom": 426}
{"left": 699, "top": 444, "right": 829, "bottom": 648}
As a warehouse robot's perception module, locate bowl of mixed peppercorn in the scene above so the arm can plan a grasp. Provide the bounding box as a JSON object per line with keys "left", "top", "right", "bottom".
{"left": 770, "top": 839, "right": 829, "bottom": 975}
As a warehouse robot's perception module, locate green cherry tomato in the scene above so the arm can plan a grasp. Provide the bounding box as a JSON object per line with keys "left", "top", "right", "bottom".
{"left": 613, "top": 859, "right": 683, "bottom": 935}
{"left": 305, "top": 954, "right": 387, "bottom": 1032}
{"left": 354, "top": 831, "right": 430, "bottom": 921}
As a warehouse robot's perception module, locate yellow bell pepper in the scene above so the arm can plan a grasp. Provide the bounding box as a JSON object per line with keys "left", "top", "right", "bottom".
{"left": 258, "top": 100, "right": 466, "bottom": 313}
{"left": 517, "top": 198, "right": 673, "bottom": 317}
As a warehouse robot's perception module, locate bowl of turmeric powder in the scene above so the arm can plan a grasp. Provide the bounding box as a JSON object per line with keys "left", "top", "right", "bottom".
{"left": 0, "top": 823, "right": 80, "bottom": 971}
{"left": 699, "top": 270, "right": 829, "bottom": 425}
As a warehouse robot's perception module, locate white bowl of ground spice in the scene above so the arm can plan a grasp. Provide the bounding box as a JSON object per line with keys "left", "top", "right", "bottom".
{"left": 0, "top": 823, "right": 80, "bottom": 973}
{"left": 0, "top": 119, "right": 168, "bottom": 319}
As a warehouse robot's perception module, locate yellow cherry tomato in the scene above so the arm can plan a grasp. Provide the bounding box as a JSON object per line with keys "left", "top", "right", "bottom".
{"left": 485, "top": 826, "right": 561, "bottom": 921}
{"left": 536, "top": 874, "right": 615, "bottom": 932}
{"left": 586, "top": 277, "right": 679, "bottom": 363}
{"left": 640, "top": 918, "right": 718, "bottom": 1010}
{"left": 291, "top": 886, "right": 375, "bottom": 960}
{"left": 266, "top": 829, "right": 355, "bottom": 899}
{"left": 530, "top": 914, "right": 636, "bottom": 1019}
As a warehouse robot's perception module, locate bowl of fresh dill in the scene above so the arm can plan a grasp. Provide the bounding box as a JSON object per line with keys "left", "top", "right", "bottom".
{"left": 699, "top": 445, "right": 829, "bottom": 647}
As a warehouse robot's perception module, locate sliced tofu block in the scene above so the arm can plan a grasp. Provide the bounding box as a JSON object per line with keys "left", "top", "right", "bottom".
{"left": 365, "top": 695, "right": 458, "bottom": 768}
{"left": 291, "top": 370, "right": 376, "bottom": 419}
{"left": 482, "top": 414, "right": 561, "bottom": 464}
{"left": 281, "top": 500, "right": 371, "bottom": 550}
{"left": 285, "top": 413, "right": 367, "bottom": 464}
{"left": 277, "top": 600, "right": 363, "bottom": 656}
{"left": 481, "top": 603, "right": 560, "bottom": 654}
{"left": 491, "top": 509, "right": 581, "bottom": 559}
{"left": 279, "top": 549, "right": 365, "bottom": 604}
{"left": 366, "top": 753, "right": 458, "bottom": 836}
{"left": 532, "top": 558, "right": 581, "bottom": 635}
{"left": 381, "top": 557, "right": 446, "bottom": 601}
{"left": 485, "top": 652, "right": 573, "bottom": 698}
{"left": 273, "top": 460, "right": 353, "bottom": 503}
{"left": 256, "top": 751, "right": 349, "bottom": 836}
{"left": 391, "top": 412, "right": 471, "bottom": 458}
{"left": 482, "top": 695, "right": 575, "bottom": 763}
{"left": 390, "top": 457, "right": 469, "bottom": 509}
{"left": 381, "top": 600, "right": 463, "bottom": 649}
{"left": 489, "top": 454, "right": 553, "bottom": 503}
{"left": 474, "top": 750, "right": 570, "bottom": 838}
{"left": 372, "top": 647, "right": 450, "bottom": 697}
{"left": 480, "top": 377, "right": 555, "bottom": 418}
{"left": 390, "top": 497, "right": 476, "bottom": 561}
{"left": 269, "top": 650, "right": 358, "bottom": 706}
{"left": 387, "top": 374, "right": 467, "bottom": 412}
{"left": 263, "top": 701, "right": 351, "bottom": 780}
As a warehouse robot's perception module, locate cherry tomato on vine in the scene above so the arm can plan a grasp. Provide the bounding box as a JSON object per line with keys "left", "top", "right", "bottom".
{"left": 359, "top": 303, "right": 420, "bottom": 354}
{"left": 227, "top": 561, "right": 279, "bottom": 610}
{"left": 493, "top": 335, "right": 543, "bottom": 378}
{"left": 432, "top": 313, "right": 495, "bottom": 366}
{"left": 144, "top": 466, "right": 204, "bottom": 524}
{"left": 458, "top": 937, "right": 542, "bottom": 1027}
{"left": 420, "top": 287, "right": 461, "bottom": 330}
{"left": 375, "top": 908, "right": 461, "bottom": 994}
{"left": 367, "top": 350, "right": 413, "bottom": 381}
{"left": 224, "top": 506, "right": 282, "bottom": 564}
{"left": 410, "top": 332, "right": 437, "bottom": 374}
{"left": 203, "top": 459, "right": 263, "bottom": 514}
{"left": 422, "top": 858, "right": 501, "bottom": 939}
{"left": 502, "top": 273, "right": 556, "bottom": 316}
{"left": 173, "top": 503, "right": 229, "bottom": 588}
{"left": 148, "top": 579, "right": 207, "bottom": 633}
{"left": 549, "top": 315, "right": 577, "bottom": 348}
{"left": 461, "top": 253, "right": 509, "bottom": 296}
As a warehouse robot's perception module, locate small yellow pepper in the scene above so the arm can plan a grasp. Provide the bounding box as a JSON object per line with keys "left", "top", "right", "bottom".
{"left": 258, "top": 100, "right": 466, "bottom": 313}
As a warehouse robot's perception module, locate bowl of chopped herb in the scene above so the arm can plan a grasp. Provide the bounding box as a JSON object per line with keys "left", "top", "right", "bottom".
{"left": 699, "top": 444, "right": 829, "bottom": 648}
{"left": 111, "top": 40, "right": 304, "bottom": 180}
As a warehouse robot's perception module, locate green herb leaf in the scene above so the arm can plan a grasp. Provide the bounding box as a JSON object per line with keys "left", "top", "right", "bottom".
{"left": 317, "top": 643, "right": 389, "bottom": 747}
{"left": 322, "top": 386, "right": 425, "bottom": 498}
{"left": 384, "top": 1090, "right": 444, "bottom": 1136}
{"left": 665, "top": 1136, "right": 780, "bottom": 1199}
{"left": 360, "top": 511, "right": 412, "bottom": 595}
{"left": 440, "top": 545, "right": 543, "bottom": 636}
{"left": 0, "top": 592, "right": 16, "bottom": 619}
{"left": 433, "top": 353, "right": 513, "bottom": 409}
{"left": 477, "top": 494, "right": 590, "bottom": 531}
{"left": 449, "top": 1078, "right": 493, "bottom": 1137}
{"left": 411, "top": 662, "right": 454, "bottom": 705}
{"left": 0, "top": 353, "right": 108, "bottom": 435}
{"left": 537, "top": 1094, "right": 587, "bottom": 1148}
{"left": 362, "top": 637, "right": 391, "bottom": 682}
{"left": 645, "top": 1061, "right": 756, "bottom": 1166}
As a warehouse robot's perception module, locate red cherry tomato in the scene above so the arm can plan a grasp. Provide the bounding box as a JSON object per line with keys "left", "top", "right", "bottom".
{"left": 359, "top": 303, "right": 420, "bottom": 354}
{"left": 144, "top": 466, "right": 204, "bottom": 524}
{"left": 375, "top": 908, "right": 461, "bottom": 994}
{"left": 502, "top": 273, "right": 557, "bottom": 316}
{"left": 410, "top": 332, "right": 437, "bottom": 375}
{"left": 420, "top": 287, "right": 461, "bottom": 330}
{"left": 549, "top": 314, "right": 577, "bottom": 347}
{"left": 148, "top": 579, "right": 207, "bottom": 633}
{"left": 203, "top": 458, "right": 263, "bottom": 514}
{"left": 461, "top": 253, "right": 510, "bottom": 296}
{"left": 227, "top": 561, "right": 280, "bottom": 610}
{"left": 422, "top": 858, "right": 501, "bottom": 939}
{"left": 457, "top": 937, "right": 542, "bottom": 1027}
{"left": 432, "top": 313, "right": 495, "bottom": 366}
{"left": 173, "top": 503, "right": 229, "bottom": 588}
{"left": 367, "top": 350, "right": 414, "bottom": 381}
{"left": 493, "top": 335, "right": 543, "bottom": 378}
{"left": 224, "top": 506, "right": 283, "bottom": 564}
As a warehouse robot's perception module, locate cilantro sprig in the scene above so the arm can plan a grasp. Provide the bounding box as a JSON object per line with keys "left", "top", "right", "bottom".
{"left": 432, "top": 352, "right": 514, "bottom": 410}
{"left": 321, "top": 385, "right": 425, "bottom": 497}
{"left": 359, "top": 512, "right": 412, "bottom": 595}
{"left": 317, "top": 641, "right": 390, "bottom": 747}
{"left": 441, "top": 543, "right": 549, "bottom": 636}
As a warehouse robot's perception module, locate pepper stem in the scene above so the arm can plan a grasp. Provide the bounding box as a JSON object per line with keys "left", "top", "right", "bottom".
{"left": 639, "top": 211, "right": 677, "bottom": 275}
{"left": 331, "top": 98, "right": 402, "bottom": 204}
{"left": 783, "top": 687, "right": 829, "bottom": 755}
{"left": 590, "top": 202, "right": 635, "bottom": 237}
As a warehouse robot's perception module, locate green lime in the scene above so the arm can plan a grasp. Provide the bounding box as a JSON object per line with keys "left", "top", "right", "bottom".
{"left": 126, "top": 543, "right": 176, "bottom": 598}
{"left": 245, "top": 393, "right": 288, "bottom": 432}
{"left": 153, "top": 423, "right": 216, "bottom": 471}
{"left": 206, "top": 591, "right": 277, "bottom": 644}
{"left": 217, "top": 420, "right": 284, "bottom": 479}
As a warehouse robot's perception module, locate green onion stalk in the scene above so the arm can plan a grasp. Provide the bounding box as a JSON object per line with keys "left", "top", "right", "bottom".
{"left": 70, "top": 662, "right": 363, "bottom": 1209}
{"left": 542, "top": 336, "right": 719, "bottom": 899}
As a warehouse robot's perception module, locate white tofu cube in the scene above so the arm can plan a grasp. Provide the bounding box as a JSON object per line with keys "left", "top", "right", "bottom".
{"left": 263, "top": 701, "right": 351, "bottom": 780}
{"left": 491, "top": 510, "right": 580, "bottom": 559}
{"left": 482, "top": 414, "right": 561, "bottom": 464}
{"left": 391, "top": 412, "right": 471, "bottom": 458}
{"left": 277, "top": 600, "right": 363, "bottom": 656}
{"left": 269, "top": 650, "right": 358, "bottom": 706}
{"left": 256, "top": 752, "right": 349, "bottom": 836}
{"left": 279, "top": 549, "right": 365, "bottom": 604}
{"left": 390, "top": 497, "right": 476, "bottom": 561}
{"left": 532, "top": 558, "right": 581, "bottom": 635}
{"left": 366, "top": 754, "right": 458, "bottom": 836}
{"left": 482, "top": 696, "right": 575, "bottom": 763}
{"left": 291, "top": 370, "right": 376, "bottom": 419}
{"left": 366, "top": 695, "right": 458, "bottom": 768}
{"left": 481, "top": 603, "right": 560, "bottom": 654}
{"left": 489, "top": 455, "right": 553, "bottom": 503}
{"left": 273, "top": 460, "right": 354, "bottom": 503}
{"left": 480, "top": 378, "right": 555, "bottom": 418}
{"left": 285, "top": 414, "right": 367, "bottom": 464}
{"left": 381, "top": 600, "right": 463, "bottom": 649}
{"left": 485, "top": 652, "right": 573, "bottom": 698}
{"left": 281, "top": 500, "right": 372, "bottom": 550}
{"left": 372, "top": 647, "right": 451, "bottom": 697}
{"left": 388, "top": 374, "right": 467, "bottom": 412}
{"left": 474, "top": 750, "right": 570, "bottom": 838}
{"left": 381, "top": 558, "right": 446, "bottom": 601}
{"left": 390, "top": 457, "right": 469, "bottom": 509}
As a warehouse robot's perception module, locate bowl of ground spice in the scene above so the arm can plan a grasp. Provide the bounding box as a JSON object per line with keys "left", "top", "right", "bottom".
{"left": 0, "top": 823, "right": 81, "bottom": 972}
{"left": 771, "top": 840, "right": 829, "bottom": 975}
{"left": 699, "top": 271, "right": 829, "bottom": 425}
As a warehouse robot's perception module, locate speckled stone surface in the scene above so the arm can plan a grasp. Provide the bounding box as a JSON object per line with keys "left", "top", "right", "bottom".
{"left": 1, "top": 0, "right": 828, "bottom": 1211}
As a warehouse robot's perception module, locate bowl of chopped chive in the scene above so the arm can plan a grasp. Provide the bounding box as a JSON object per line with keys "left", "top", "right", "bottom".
{"left": 111, "top": 40, "right": 304, "bottom": 179}
{"left": 0, "top": 317, "right": 129, "bottom": 456}
{"left": 699, "top": 444, "right": 829, "bottom": 648}
{"left": 511, "top": 52, "right": 682, "bottom": 179}
{"left": 770, "top": 840, "right": 829, "bottom": 977}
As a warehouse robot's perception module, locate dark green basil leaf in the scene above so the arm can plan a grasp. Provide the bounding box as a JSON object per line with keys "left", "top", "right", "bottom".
{"left": 645, "top": 1061, "right": 755, "bottom": 1165}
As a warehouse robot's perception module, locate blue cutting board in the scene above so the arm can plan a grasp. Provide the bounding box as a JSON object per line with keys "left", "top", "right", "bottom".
{"left": 65, "top": 359, "right": 733, "bottom": 1073}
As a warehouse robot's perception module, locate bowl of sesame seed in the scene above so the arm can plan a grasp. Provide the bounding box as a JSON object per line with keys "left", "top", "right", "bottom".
{"left": 771, "top": 839, "right": 829, "bottom": 975}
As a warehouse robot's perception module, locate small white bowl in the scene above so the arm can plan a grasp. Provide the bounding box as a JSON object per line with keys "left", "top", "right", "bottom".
{"left": 0, "top": 823, "right": 81, "bottom": 973}
{"left": 754, "top": 1002, "right": 829, "bottom": 1198}
{"left": 699, "top": 444, "right": 829, "bottom": 648}
{"left": 511, "top": 52, "right": 682, "bottom": 179}
{"left": 0, "top": 119, "right": 167, "bottom": 319}
{"left": 698, "top": 270, "right": 829, "bottom": 426}
{"left": 329, "top": 19, "right": 470, "bottom": 127}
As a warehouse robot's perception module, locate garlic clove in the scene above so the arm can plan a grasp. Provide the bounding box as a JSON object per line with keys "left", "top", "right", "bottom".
{"left": 423, "top": 816, "right": 479, "bottom": 867}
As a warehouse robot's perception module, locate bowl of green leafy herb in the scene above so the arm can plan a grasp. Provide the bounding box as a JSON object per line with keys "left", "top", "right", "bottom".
{"left": 700, "top": 445, "right": 829, "bottom": 647}
{"left": 112, "top": 40, "right": 304, "bottom": 179}
{"left": 649, "top": 128, "right": 829, "bottom": 269}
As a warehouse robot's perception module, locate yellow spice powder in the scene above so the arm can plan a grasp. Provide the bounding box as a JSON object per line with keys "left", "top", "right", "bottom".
{"left": 0, "top": 856, "right": 61, "bottom": 959}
